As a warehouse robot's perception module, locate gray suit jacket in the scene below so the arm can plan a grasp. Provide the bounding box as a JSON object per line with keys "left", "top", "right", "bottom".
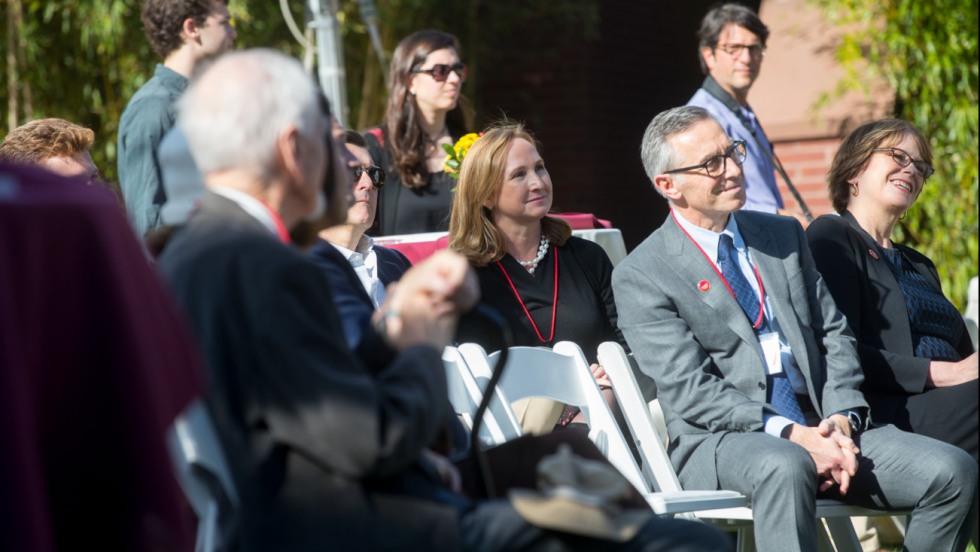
{"left": 613, "top": 210, "right": 866, "bottom": 490}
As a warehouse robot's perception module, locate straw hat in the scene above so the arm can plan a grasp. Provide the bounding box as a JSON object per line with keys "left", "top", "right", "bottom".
{"left": 508, "top": 444, "right": 652, "bottom": 542}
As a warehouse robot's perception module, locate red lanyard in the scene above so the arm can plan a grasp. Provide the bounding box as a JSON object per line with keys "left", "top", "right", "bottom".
{"left": 257, "top": 198, "right": 291, "bottom": 244}
{"left": 671, "top": 210, "right": 766, "bottom": 329}
{"left": 497, "top": 248, "right": 559, "bottom": 343}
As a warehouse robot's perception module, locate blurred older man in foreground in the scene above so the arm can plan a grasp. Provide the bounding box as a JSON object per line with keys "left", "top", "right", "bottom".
{"left": 155, "top": 48, "right": 728, "bottom": 552}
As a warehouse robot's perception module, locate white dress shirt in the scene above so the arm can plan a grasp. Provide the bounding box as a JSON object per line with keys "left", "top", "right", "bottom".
{"left": 331, "top": 235, "right": 386, "bottom": 309}
{"left": 673, "top": 210, "right": 808, "bottom": 436}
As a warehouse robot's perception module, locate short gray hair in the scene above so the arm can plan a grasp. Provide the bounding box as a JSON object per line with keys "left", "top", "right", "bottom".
{"left": 178, "top": 49, "right": 323, "bottom": 183}
{"left": 640, "top": 106, "right": 715, "bottom": 198}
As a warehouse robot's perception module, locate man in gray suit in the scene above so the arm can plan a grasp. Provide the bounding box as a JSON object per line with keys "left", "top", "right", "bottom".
{"left": 613, "top": 105, "right": 978, "bottom": 552}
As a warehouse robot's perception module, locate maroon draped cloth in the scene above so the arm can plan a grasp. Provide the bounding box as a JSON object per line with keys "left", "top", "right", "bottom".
{"left": 0, "top": 163, "right": 204, "bottom": 551}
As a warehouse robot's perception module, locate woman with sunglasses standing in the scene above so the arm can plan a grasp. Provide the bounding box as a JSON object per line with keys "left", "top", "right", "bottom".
{"left": 806, "top": 118, "right": 977, "bottom": 462}
{"left": 364, "top": 29, "right": 473, "bottom": 236}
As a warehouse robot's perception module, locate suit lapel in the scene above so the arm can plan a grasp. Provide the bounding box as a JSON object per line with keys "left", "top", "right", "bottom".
{"left": 659, "top": 216, "right": 761, "bottom": 354}
{"left": 738, "top": 214, "right": 821, "bottom": 399}
{"left": 738, "top": 214, "right": 794, "bottom": 333}
{"left": 840, "top": 211, "right": 940, "bottom": 292}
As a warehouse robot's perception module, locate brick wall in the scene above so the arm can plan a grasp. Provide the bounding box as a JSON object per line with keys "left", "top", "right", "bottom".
{"left": 476, "top": 0, "right": 753, "bottom": 250}
{"left": 773, "top": 137, "right": 840, "bottom": 219}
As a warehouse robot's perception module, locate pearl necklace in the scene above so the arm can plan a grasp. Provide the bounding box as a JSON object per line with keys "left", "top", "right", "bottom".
{"left": 517, "top": 235, "right": 550, "bottom": 274}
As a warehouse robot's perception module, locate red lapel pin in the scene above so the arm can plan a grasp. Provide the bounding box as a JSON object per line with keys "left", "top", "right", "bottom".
{"left": 868, "top": 248, "right": 879, "bottom": 260}
{"left": 698, "top": 280, "right": 711, "bottom": 292}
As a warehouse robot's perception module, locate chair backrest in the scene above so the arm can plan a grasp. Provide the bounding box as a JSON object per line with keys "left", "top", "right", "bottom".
{"left": 964, "top": 276, "right": 978, "bottom": 348}
{"left": 167, "top": 399, "right": 238, "bottom": 552}
{"left": 479, "top": 341, "right": 650, "bottom": 494}
{"left": 443, "top": 346, "right": 477, "bottom": 431}
{"left": 455, "top": 343, "right": 523, "bottom": 443}
{"left": 597, "top": 341, "right": 685, "bottom": 494}
{"left": 443, "top": 345, "right": 520, "bottom": 445}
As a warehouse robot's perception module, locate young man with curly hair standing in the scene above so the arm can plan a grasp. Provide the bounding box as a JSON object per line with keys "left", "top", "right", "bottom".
{"left": 117, "top": 0, "right": 235, "bottom": 238}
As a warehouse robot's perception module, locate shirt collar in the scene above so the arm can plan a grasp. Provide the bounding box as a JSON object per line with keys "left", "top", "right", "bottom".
{"left": 672, "top": 208, "right": 747, "bottom": 265}
{"left": 155, "top": 64, "right": 189, "bottom": 91}
{"left": 210, "top": 186, "right": 290, "bottom": 243}
{"left": 330, "top": 234, "right": 375, "bottom": 258}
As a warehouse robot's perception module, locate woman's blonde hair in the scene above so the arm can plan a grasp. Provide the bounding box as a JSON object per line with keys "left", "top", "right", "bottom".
{"left": 448, "top": 121, "right": 570, "bottom": 266}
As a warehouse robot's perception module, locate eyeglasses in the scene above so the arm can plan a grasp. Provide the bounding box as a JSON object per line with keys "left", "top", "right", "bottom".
{"left": 717, "top": 43, "right": 766, "bottom": 59}
{"left": 411, "top": 62, "right": 467, "bottom": 83}
{"left": 872, "top": 147, "right": 934, "bottom": 179}
{"left": 353, "top": 165, "right": 385, "bottom": 188}
{"left": 664, "top": 140, "right": 747, "bottom": 177}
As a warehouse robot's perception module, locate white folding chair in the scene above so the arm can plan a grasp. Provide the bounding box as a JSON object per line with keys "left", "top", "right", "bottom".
{"left": 443, "top": 345, "right": 521, "bottom": 445}
{"left": 454, "top": 343, "right": 527, "bottom": 443}
{"left": 459, "top": 341, "right": 745, "bottom": 515}
{"left": 598, "top": 341, "right": 908, "bottom": 552}
{"left": 166, "top": 399, "right": 238, "bottom": 552}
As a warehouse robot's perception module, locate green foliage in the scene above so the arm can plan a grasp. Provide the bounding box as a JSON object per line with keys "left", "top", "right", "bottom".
{"left": 2, "top": 0, "right": 598, "bottom": 186}
{"left": 2, "top": 1, "right": 152, "bottom": 180}
{"left": 1, "top": 0, "right": 301, "bottom": 183}
{"left": 813, "top": 0, "right": 979, "bottom": 309}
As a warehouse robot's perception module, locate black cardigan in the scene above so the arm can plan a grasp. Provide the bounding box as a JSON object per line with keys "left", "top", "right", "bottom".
{"left": 806, "top": 212, "right": 974, "bottom": 418}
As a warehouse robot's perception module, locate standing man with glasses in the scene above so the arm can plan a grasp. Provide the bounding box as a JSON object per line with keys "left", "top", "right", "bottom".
{"left": 613, "top": 105, "right": 978, "bottom": 552}
{"left": 687, "top": 3, "right": 809, "bottom": 226}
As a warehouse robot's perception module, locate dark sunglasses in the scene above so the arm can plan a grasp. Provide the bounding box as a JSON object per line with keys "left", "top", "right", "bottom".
{"left": 354, "top": 166, "right": 385, "bottom": 188}
{"left": 411, "top": 62, "right": 467, "bottom": 83}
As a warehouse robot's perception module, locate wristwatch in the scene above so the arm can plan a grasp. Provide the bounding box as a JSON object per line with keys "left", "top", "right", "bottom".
{"left": 844, "top": 411, "right": 864, "bottom": 435}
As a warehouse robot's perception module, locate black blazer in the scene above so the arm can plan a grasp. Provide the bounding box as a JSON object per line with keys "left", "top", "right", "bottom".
{"left": 806, "top": 212, "right": 974, "bottom": 421}
{"left": 157, "top": 193, "right": 460, "bottom": 551}
{"left": 307, "top": 239, "right": 410, "bottom": 372}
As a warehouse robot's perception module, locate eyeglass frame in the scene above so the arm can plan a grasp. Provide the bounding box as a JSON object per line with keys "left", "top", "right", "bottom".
{"left": 871, "top": 147, "right": 935, "bottom": 179}
{"left": 663, "top": 140, "right": 748, "bottom": 177}
{"left": 353, "top": 165, "right": 386, "bottom": 188}
{"left": 410, "top": 62, "right": 467, "bottom": 83}
{"left": 716, "top": 42, "right": 766, "bottom": 59}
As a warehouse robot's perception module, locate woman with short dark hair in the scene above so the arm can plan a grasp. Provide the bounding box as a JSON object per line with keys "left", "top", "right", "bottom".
{"left": 806, "top": 118, "right": 977, "bottom": 462}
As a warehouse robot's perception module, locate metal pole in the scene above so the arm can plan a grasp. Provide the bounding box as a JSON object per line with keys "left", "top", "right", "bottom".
{"left": 307, "top": 0, "right": 348, "bottom": 128}
{"left": 358, "top": 0, "right": 388, "bottom": 83}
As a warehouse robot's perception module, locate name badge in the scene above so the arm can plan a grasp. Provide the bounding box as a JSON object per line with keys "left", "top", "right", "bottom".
{"left": 760, "top": 332, "right": 783, "bottom": 375}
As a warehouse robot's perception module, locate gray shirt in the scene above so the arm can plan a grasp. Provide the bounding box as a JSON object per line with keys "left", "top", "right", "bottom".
{"left": 687, "top": 81, "right": 783, "bottom": 213}
{"left": 117, "top": 64, "right": 187, "bottom": 237}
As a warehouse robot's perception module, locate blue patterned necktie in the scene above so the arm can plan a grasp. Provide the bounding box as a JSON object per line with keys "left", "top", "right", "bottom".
{"left": 717, "top": 234, "right": 806, "bottom": 425}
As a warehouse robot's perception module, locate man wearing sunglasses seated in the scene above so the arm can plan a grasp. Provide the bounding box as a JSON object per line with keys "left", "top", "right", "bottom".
{"left": 309, "top": 130, "right": 413, "bottom": 363}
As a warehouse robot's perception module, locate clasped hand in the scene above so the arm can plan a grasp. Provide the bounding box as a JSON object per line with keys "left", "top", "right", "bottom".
{"left": 786, "top": 416, "right": 860, "bottom": 494}
{"left": 374, "top": 250, "right": 480, "bottom": 351}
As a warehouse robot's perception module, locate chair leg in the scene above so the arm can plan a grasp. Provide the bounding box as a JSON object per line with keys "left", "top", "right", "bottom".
{"left": 198, "top": 499, "right": 218, "bottom": 552}
{"left": 824, "top": 517, "right": 862, "bottom": 552}
{"left": 736, "top": 526, "right": 756, "bottom": 552}
{"left": 816, "top": 520, "right": 835, "bottom": 552}
{"left": 888, "top": 515, "right": 907, "bottom": 539}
